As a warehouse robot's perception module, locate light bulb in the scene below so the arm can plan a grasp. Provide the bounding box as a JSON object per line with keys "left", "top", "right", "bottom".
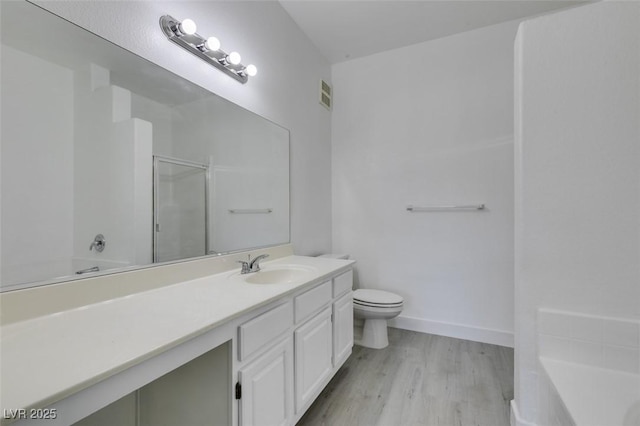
{"left": 245, "top": 64, "right": 257, "bottom": 77}
{"left": 227, "top": 51, "right": 241, "bottom": 65}
{"left": 179, "top": 19, "right": 197, "bottom": 35}
{"left": 205, "top": 36, "right": 220, "bottom": 51}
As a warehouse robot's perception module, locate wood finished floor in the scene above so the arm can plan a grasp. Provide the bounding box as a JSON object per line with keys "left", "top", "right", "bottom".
{"left": 297, "top": 328, "right": 514, "bottom": 426}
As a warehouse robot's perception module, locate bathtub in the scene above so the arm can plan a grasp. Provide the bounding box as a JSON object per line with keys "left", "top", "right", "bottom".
{"left": 540, "top": 357, "right": 640, "bottom": 426}
{"left": 537, "top": 308, "right": 640, "bottom": 426}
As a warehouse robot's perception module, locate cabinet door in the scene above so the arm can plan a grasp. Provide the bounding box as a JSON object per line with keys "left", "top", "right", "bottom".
{"left": 294, "top": 307, "right": 333, "bottom": 414}
{"left": 333, "top": 291, "right": 353, "bottom": 367}
{"left": 238, "top": 337, "right": 293, "bottom": 426}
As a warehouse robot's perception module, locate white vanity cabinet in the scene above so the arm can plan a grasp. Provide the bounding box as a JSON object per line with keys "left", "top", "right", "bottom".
{"left": 292, "top": 279, "right": 334, "bottom": 416}
{"left": 236, "top": 269, "right": 354, "bottom": 426}
{"left": 236, "top": 302, "right": 295, "bottom": 426}
{"left": 294, "top": 306, "right": 333, "bottom": 413}
{"left": 237, "top": 336, "right": 294, "bottom": 426}
{"left": 333, "top": 291, "right": 354, "bottom": 367}
{"left": 332, "top": 270, "right": 354, "bottom": 367}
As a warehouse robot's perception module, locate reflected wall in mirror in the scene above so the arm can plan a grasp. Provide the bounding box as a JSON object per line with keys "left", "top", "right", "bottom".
{"left": 0, "top": 1, "right": 290, "bottom": 291}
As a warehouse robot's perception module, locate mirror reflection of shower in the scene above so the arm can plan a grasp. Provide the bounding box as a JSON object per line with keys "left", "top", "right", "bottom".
{"left": 153, "top": 156, "right": 209, "bottom": 263}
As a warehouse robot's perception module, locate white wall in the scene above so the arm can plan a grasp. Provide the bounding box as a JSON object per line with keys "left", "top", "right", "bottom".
{"left": 514, "top": 2, "right": 640, "bottom": 423}
{"left": 332, "top": 20, "right": 518, "bottom": 347}
{"left": 33, "top": 0, "right": 333, "bottom": 256}
{"left": 131, "top": 93, "right": 174, "bottom": 158}
{"left": 1, "top": 45, "right": 75, "bottom": 286}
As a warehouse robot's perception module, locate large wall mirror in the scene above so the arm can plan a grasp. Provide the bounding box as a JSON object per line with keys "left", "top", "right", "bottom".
{"left": 0, "top": 1, "right": 290, "bottom": 291}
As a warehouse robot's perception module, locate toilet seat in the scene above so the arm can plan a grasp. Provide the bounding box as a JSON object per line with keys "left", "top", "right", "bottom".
{"left": 353, "top": 289, "right": 403, "bottom": 307}
{"left": 354, "top": 299, "right": 403, "bottom": 308}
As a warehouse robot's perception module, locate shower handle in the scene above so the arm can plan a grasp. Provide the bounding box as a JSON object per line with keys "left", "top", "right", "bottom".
{"left": 89, "top": 234, "right": 106, "bottom": 252}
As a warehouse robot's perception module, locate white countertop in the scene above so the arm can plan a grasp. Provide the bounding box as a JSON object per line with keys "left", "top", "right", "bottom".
{"left": 0, "top": 255, "right": 353, "bottom": 415}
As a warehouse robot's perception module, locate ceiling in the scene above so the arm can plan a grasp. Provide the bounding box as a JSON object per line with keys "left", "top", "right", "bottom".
{"left": 279, "top": 0, "right": 589, "bottom": 64}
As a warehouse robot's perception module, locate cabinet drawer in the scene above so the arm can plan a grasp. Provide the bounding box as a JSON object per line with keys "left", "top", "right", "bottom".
{"left": 294, "top": 281, "right": 331, "bottom": 324}
{"left": 332, "top": 270, "right": 353, "bottom": 298}
{"left": 238, "top": 302, "right": 293, "bottom": 361}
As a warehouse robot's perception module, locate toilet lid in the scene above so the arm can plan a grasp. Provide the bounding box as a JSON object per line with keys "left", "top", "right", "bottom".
{"left": 353, "top": 289, "right": 403, "bottom": 305}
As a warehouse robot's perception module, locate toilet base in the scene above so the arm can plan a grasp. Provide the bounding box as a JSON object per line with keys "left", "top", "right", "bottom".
{"left": 358, "top": 318, "right": 389, "bottom": 349}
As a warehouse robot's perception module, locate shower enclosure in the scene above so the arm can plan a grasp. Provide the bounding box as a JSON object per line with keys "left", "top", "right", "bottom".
{"left": 153, "top": 156, "right": 209, "bottom": 263}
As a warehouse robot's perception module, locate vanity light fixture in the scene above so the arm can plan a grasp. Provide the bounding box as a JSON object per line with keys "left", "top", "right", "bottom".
{"left": 160, "top": 15, "right": 257, "bottom": 84}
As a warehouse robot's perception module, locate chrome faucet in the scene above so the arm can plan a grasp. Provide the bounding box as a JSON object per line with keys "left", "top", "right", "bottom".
{"left": 237, "top": 257, "right": 251, "bottom": 274}
{"left": 237, "top": 254, "right": 270, "bottom": 274}
{"left": 249, "top": 254, "right": 269, "bottom": 272}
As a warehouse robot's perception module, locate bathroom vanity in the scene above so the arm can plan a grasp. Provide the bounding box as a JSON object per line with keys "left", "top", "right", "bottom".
{"left": 0, "top": 246, "right": 354, "bottom": 426}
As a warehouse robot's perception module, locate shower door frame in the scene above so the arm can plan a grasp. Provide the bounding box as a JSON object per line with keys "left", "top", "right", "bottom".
{"left": 152, "top": 155, "right": 210, "bottom": 263}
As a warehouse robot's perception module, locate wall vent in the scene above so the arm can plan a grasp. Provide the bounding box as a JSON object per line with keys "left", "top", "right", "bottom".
{"left": 319, "top": 80, "right": 332, "bottom": 110}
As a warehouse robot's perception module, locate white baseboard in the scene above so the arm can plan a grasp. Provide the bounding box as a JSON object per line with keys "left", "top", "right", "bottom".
{"left": 388, "top": 315, "right": 514, "bottom": 348}
{"left": 510, "top": 400, "right": 536, "bottom": 426}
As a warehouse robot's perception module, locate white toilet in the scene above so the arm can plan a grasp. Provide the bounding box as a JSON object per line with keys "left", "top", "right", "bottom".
{"left": 353, "top": 289, "right": 403, "bottom": 349}
{"left": 319, "top": 254, "right": 404, "bottom": 350}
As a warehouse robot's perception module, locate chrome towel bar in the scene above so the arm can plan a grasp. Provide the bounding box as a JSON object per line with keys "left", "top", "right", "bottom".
{"left": 228, "top": 208, "right": 273, "bottom": 214}
{"left": 406, "top": 204, "right": 485, "bottom": 212}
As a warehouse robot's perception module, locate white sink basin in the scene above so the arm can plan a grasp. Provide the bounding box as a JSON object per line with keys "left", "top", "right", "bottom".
{"left": 243, "top": 265, "right": 317, "bottom": 285}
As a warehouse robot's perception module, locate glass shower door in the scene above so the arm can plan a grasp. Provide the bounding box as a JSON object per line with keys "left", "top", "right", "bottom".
{"left": 153, "top": 156, "right": 209, "bottom": 263}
